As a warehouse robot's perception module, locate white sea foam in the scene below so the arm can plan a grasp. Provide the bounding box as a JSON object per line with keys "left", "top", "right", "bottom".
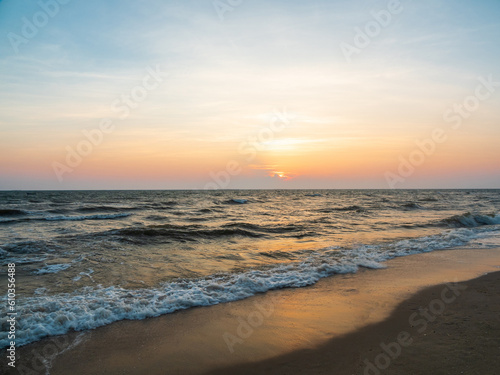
{"left": 230, "top": 199, "right": 248, "bottom": 204}
{"left": 0, "top": 226, "right": 498, "bottom": 349}
{"left": 0, "top": 212, "right": 131, "bottom": 225}
{"left": 1, "top": 255, "right": 48, "bottom": 265}
{"left": 34, "top": 263, "right": 71, "bottom": 275}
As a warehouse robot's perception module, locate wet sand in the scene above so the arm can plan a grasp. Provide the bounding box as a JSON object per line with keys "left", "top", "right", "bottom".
{"left": 3, "top": 248, "right": 500, "bottom": 375}
{"left": 210, "top": 268, "right": 500, "bottom": 375}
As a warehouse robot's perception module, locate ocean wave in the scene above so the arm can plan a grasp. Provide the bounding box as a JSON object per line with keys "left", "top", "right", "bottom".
{"left": 112, "top": 224, "right": 264, "bottom": 242}
{"left": 1, "top": 226, "right": 493, "bottom": 349}
{"left": 0, "top": 212, "right": 132, "bottom": 225}
{"left": 0, "top": 249, "right": 382, "bottom": 348}
{"left": 222, "top": 222, "right": 303, "bottom": 234}
{"left": 45, "top": 213, "right": 132, "bottom": 221}
{"left": 317, "top": 205, "right": 366, "bottom": 213}
{"left": 225, "top": 199, "right": 249, "bottom": 205}
{"left": 1, "top": 240, "right": 58, "bottom": 255}
{"left": 34, "top": 263, "right": 71, "bottom": 275}
{"left": 287, "top": 231, "right": 318, "bottom": 239}
{"left": 1, "top": 255, "right": 48, "bottom": 265}
{"left": 389, "top": 212, "right": 500, "bottom": 231}
{"left": 418, "top": 197, "right": 438, "bottom": 202}
{"left": 441, "top": 212, "right": 500, "bottom": 228}
{"left": 185, "top": 217, "right": 210, "bottom": 222}
{"left": 76, "top": 205, "right": 138, "bottom": 213}
{"left": 48, "top": 208, "right": 73, "bottom": 214}
{"left": 143, "top": 201, "right": 178, "bottom": 209}
{"left": 402, "top": 202, "right": 423, "bottom": 210}
{"left": 336, "top": 205, "right": 365, "bottom": 212}
{"left": 0, "top": 209, "right": 26, "bottom": 217}
{"left": 104, "top": 222, "right": 310, "bottom": 243}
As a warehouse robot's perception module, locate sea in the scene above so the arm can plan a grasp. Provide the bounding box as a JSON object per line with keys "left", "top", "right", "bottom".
{"left": 1, "top": 189, "right": 500, "bottom": 349}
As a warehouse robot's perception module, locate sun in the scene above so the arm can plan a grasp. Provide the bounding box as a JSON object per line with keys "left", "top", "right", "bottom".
{"left": 270, "top": 171, "right": 292, "bottom": 180}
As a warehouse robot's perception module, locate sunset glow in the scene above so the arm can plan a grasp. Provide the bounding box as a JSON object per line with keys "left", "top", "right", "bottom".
{"left": 0, "top": 0, "right": 499, "bottom": 189}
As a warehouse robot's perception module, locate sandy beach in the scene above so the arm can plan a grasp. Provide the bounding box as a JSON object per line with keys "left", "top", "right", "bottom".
{"left": 3, "top": 247, "right": 500, "bottom": 375}
{"left": 211, "top": 264, "right": 500, "bottom": 375}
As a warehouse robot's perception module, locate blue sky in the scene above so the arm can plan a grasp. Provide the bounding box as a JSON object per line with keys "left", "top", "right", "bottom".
{"left": 1, "top": 0, "right": 499, "bottom": 189}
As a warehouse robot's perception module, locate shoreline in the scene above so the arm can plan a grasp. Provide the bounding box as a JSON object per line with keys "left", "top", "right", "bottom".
{"left": 209, "top": 270, "right": 500, "bottom": 375}
{"left": 2, "top": 247, "right": 500, "bottom": 374}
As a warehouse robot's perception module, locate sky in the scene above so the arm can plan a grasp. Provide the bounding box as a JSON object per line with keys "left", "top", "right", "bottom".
{"left": 0, "top": 0, "right": 499, "bottom": 190}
